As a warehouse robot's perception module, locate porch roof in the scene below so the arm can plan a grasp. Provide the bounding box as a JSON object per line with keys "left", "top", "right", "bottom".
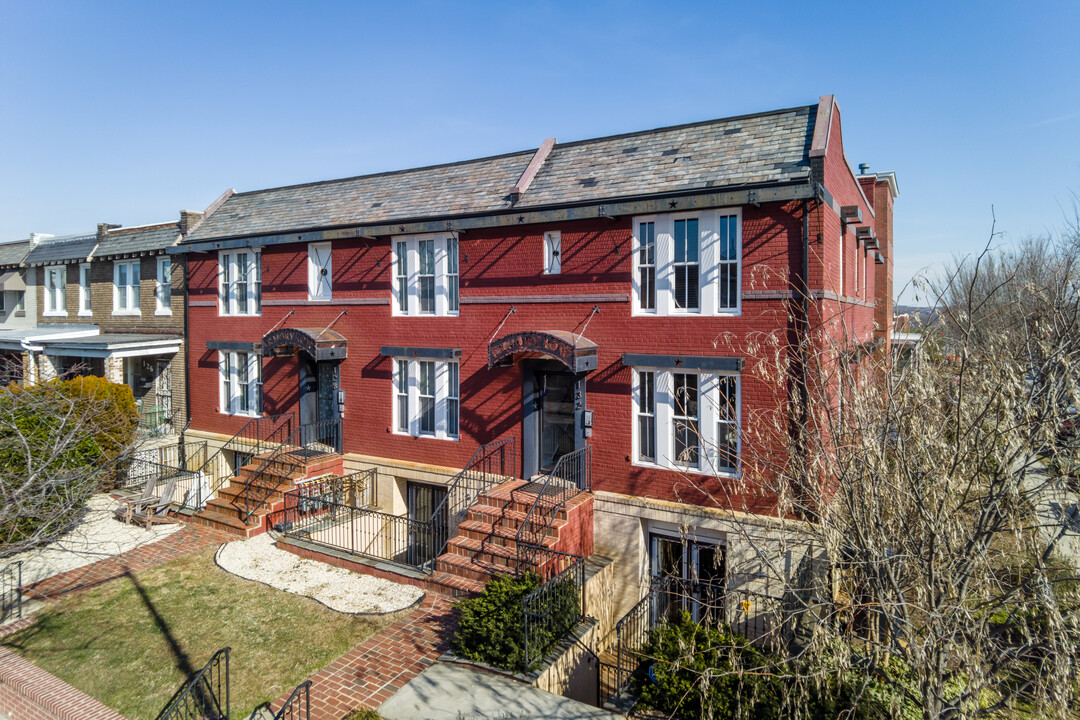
{"left": 38, "top": 333, "right": 183, "bottom": 359}
{"left": 488, "top": 330, "right": 598, "bottom": 373}
{"left": 262, "top": 327, "right": 347, "bottom": 362}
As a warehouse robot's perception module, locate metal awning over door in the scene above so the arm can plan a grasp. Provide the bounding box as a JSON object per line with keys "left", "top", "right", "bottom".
{"left": 261, "top": 328, "right": 347, "bottom": 361}
{"left": 488, "top": 330, "right": 597, "bottom": 373}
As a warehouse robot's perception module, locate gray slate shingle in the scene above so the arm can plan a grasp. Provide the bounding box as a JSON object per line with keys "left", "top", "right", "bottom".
{"left": 184, "top": 104, "right": 816, "bottom": 243}
{"left": 0, "top": 240, "right": 31, "bottom": 268}
{"left": 95, "top": 223, "right": 179, "bottom": 257}
{"left": 25, "top": 233, "right": 97, "bottom": 265}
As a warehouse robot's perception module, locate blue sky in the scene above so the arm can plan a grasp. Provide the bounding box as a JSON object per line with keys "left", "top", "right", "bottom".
{"left": 2, "top": 0, "right": 1078, "bottom": 303}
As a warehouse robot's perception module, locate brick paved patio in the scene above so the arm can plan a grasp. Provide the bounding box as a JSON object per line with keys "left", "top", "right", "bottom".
{"left": 24, "top": 522, "right": 233, "bottom": 602}
{"left": 271, "top": 592, "right": 458, "bottom": 719}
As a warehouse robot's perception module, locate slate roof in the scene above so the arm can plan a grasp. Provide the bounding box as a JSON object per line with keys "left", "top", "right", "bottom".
{"left": 95, "top": 222, "right": 179, "bottom": 258}
{"left": 24, "top": 233, "right": 97, "bottom": 265}
{"left": 183, "top": 104, "right": 816, "bottom": 243}
{"left": 0, "top": 240, "right": 31, "bottom": 268}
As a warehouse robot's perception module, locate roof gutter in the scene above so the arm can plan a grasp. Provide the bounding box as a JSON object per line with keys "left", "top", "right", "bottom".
{"left": 170, "top": 179, "right": 816, "bottom": 254}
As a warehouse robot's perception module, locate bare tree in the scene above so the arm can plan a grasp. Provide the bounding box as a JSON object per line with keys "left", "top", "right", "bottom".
{"left": 640, "top": 225, "right": 1080, "bottom": 720}
{"left": 0, "top": 361, "right": 139, "bottom": 558}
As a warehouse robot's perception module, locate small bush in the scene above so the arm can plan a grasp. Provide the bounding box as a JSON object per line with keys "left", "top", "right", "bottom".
{"left": 341, "top": 709, "right": 385, "bottom": 720}
{"left": 451, "top": 573, "right": 540, "bottom": 671}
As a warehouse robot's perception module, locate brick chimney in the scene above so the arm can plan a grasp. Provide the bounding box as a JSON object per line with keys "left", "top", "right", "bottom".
{"left": 179, "top": 210, "right": 204, "bottom": 236}
{"left": 97, "top": 223, "right": 120, "bottom": 241}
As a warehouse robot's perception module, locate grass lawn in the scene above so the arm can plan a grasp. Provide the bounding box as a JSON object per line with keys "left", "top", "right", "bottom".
{"left": 1, "top": 546, "right": 403, "bottom": 719}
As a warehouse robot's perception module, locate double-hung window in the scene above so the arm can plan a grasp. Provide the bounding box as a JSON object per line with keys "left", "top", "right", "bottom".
{"left": 391, "top": 234, "right": 460, "bottom": 316}
{"left": 634, "top": 367, "right": 740, "bottom": 475}
{"left": 673, "top": 219, "right": 700, "bottom": 311}
{"left": 637, "top": 371, "right": 656, "bottom": 462}
{"left": 44, "top": 266, "right": 67, "bottom": 316}
{"left": 156, "top": 257, "right": 172, "bottom": 315}
{"left": 113, "top": 260, "right": 141, "bottom": 315}
{"left": 391, "top": 357, "right": 460, "bottom": 440}
{"left": 78, "top": 263, "right": 92, "bottom": 316}
{"left": 633, "top": 210, "right": 741, "bottom": 315}
{"left": 219, "top": 351, "right": 262, "bottom": 416}
{"left": 638, "top": 222, "right": 656, "bottom": 311}
{"left": 219, "top": 250, "right": 261, "bottom": 316}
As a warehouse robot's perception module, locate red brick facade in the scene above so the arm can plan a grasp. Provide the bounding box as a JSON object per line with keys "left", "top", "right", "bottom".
{"left": 184, "top": 96, "right": 894, "bottom": 518}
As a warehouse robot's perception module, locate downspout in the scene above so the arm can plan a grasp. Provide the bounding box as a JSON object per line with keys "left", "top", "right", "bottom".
{"left": 178, "top": 259, "right": 192, "bottom": 466}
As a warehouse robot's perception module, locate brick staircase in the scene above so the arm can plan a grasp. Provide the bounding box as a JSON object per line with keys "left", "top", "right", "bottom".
{"left": 429, "top": 479, "right": 594, "bottom": 595}
{"left": 191, "top": 450, "right": 343, "bottom": 538}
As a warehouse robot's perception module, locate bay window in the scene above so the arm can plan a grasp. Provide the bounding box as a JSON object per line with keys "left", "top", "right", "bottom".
{"left": 390, "top": 234, "right": 460, "bottom": 316}
{"left": 633, "top": 209, "right": 742, "bottom": 315}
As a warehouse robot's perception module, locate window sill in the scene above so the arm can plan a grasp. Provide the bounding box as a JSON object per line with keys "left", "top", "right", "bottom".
{"left": 220, "top": 410, "right": 263, "bottom": 418}
{"left": 112, "top": 310, "right": 142, "bottom": 317}
{"left": 43, "top": 311, "right": 68, "bottom": 318}
{"left": 78, "top": 311, "right": 93, "bottom": 318}
{"left": 393, "top": 430, "right": 460, "bottom": 442}
{"left": 632, "top": 458, "right": 738, "bottom": 478}
{"left": 155, "top": 310, "right": 173, "bottom": 317}
{"left": 219, "top": 313, "right": 262, "bottom": 318}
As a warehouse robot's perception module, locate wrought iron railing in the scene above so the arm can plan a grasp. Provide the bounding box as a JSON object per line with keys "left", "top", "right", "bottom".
{"left": 1, "top": 561, "right": 22, "bottom": 624}
{"left": 521, "top": 548, "right": 585, "bottom": 670}
{"left": 514, "top": 445, "right": 591, "bottom": 573}
{"left": 269, "top": 471, "right": 439, "bottom": 568}
{"left": 137, "top": 403, "right": 172, "bottom": 436}
{"left": 239, "top": 418, "right": 343, "bottom": 524}
{"left": 177, "top": 413, "right": 296, "bottom": 510}
{"left": 608, "top": 576, "right": 788, "bottom": 705}
{"left": 426, "top": 436, "right": 516, "bottom": 560}
{"left": 273, "top": 680, "right": 311, "bottom": 720}
{"left": 155, "top": 647, "right": 229, "bottom": 720}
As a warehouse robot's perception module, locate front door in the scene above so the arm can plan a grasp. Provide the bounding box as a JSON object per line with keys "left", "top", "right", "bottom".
{"left": 155, "top": 359, "right": 172, "bottom": 420}
{"left": 299, "top": 358, "right": 342, "bottom": 450}
{"left": 538, "top": 371, "right": 576, "bottom": 473}
{"left": 407, "top": 482, "right": 448, "bottom": 568}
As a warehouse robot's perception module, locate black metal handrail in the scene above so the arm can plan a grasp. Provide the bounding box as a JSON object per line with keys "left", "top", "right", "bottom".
{"left": 521, "top": 548, "right": 585, "bottom": 670}
{"left": 186, "top": 412, "right": 296, "bottom": 509}
{"left": 1, "top": 561, "right": 22, "bottom": 624}
{"left": 239, "top": 418, "right": 342, "bottom": 524}
{"left": 514, "top": 445, "right": 591, "bottom": 574}
{"left": 426, "top": 436, "right": 516, "bottom": 560}
{"left": 155, "top": 647, "right": 230, "bottom": 720}
{"left": 273, "top": 680, "right": 311, "bottom": 720}
{"left": 269, "top": 473, "right": 437, "bottom": 569}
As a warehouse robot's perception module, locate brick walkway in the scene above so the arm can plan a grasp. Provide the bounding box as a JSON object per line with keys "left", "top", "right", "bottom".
{"left": 272, "top": 593, "right": 458, "bottom": 719}
{"left": 25, "top": 522, "right": 233, "bottom": 602}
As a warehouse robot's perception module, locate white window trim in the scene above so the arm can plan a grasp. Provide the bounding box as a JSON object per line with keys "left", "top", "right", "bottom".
{"left": 307, "top": 242, "right": 333, "bottom": 302}
{"left": 43, "top": 266, "right": 68, "bottom": 317}
{"left": 78, "top": 263, "right": 92, "bottom": 317}
{"left": 390, "top": 233, "right": 460, "bottom": 317}
{"left": 218, "top": 249, "right": 262, "bottom": 317}
{"left": 112, "top": 260, "right": 141, "bottom": 316}
{"left": 218, "top": 351, "right": 263, "bottom": 417}
{"left": 632, "top": 366, "right": 740, "bottom": 477}
{"left": 543, "top": 231, "right": 561, "bottom": 275}
{"left": 155, "top": 256, "right": 172, "bottom": 316}
{"left": 632, "top": 208, "right": 742, "bottom": 317}
{"left": 391, "top": 357, "right": 460, "bottom": 441}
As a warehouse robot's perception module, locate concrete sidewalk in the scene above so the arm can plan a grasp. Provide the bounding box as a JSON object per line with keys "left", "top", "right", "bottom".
{"left": 378, "top": 663, "right": 617, "bottom": 720}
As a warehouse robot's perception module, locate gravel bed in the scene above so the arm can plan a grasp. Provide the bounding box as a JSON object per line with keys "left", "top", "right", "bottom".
{"left": 6, "top": 494, "right": 182, "bottom": 586}
{"left": 215, "top": 534, "right": 423, "bottom": 614}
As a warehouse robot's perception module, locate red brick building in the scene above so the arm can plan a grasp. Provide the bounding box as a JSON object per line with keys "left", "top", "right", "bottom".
{"left": 176, "top": 95, "right": 897, "bottom": 619}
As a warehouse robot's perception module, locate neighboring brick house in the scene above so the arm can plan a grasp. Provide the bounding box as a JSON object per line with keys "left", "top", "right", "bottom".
{"left": 177, "top": 96, "right": 896, "bottom": 621}
{"left": 20, "top": 211, "right": 206, "bottom": 432}
{"left": 0, "top": 238, "right": 35, "bottom": 384}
